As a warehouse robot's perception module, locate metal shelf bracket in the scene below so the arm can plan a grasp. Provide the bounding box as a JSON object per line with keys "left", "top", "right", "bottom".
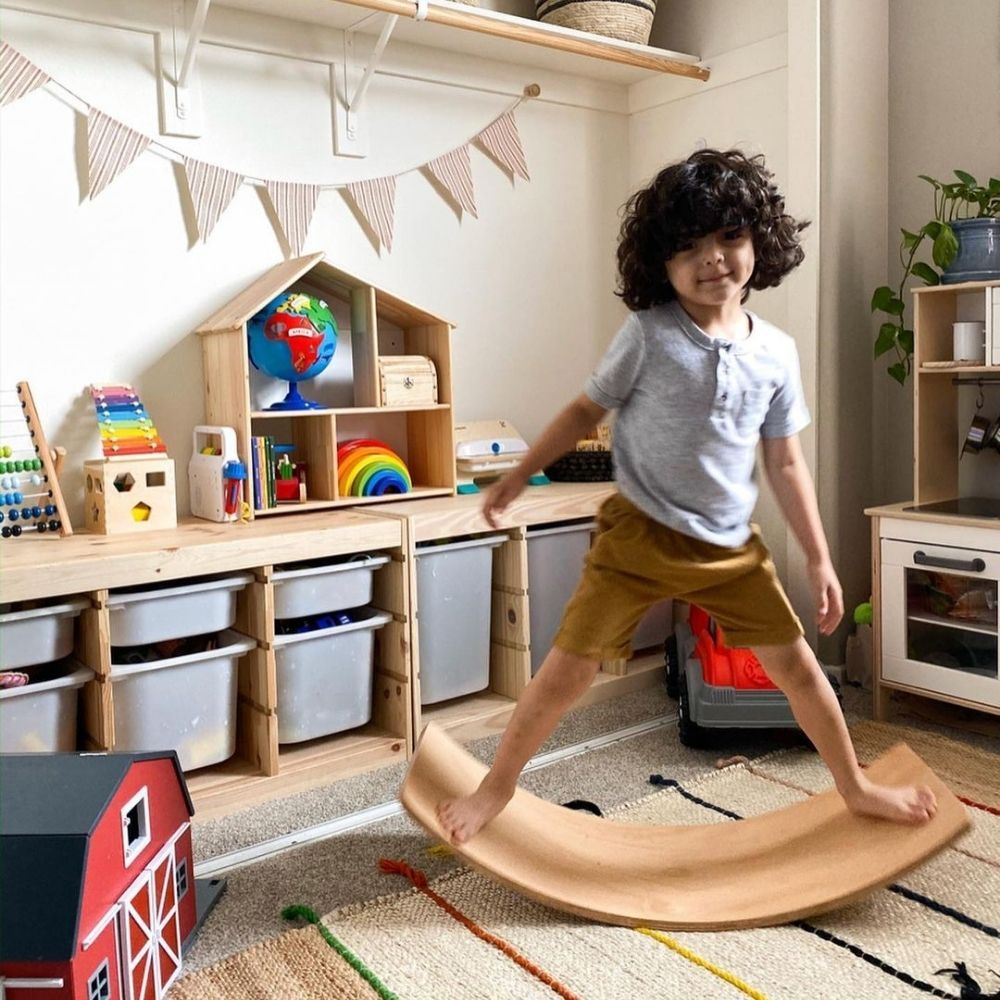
{"left": 333, "top": 0, "right": 426, "bottom": 158}
{"left": 156, "top": 0, "right": 211, "bottom": 138}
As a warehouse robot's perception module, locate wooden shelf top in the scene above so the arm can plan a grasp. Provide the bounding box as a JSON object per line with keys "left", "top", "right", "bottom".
{"left": 865, "top": 500, "right": 1000, "bottom": 531}
{"left": 220, "top": 0, "right": 708, "bottom": 84}
{"left": 918, "top": 364, "right": 1000, "bottom": 375}
{"left": 373, "top": 481, "right": 616, "bottom": 540}
{"left": 0, "top": 509, "right": 403, "bottom": 603}
{"left": 251, "top": 404, "right": 451, "bottom": 418}
{"left": 913, "top": 278, "right": 1000, "bottom": 295}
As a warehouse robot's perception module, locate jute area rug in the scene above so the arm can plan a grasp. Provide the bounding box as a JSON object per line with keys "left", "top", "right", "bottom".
{"left": 171, "top": 721, "right": 999, "bottom": 1000}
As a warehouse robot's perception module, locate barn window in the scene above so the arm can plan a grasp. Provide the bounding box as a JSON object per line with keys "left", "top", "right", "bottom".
{"left": 121, "top": 787, "right": 151, "bottom": 866}
{"left": 88, "top": 960, "right": 110, "bottom": 1000}
{"left": 176, "top": 857, "right": 189, "bottom": 899}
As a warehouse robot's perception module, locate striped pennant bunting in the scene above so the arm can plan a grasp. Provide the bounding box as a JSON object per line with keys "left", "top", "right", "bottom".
{"left": 264, "top": 180, "right": 321, "bottom": 257}
{"left": 346, "top": 176, "right": 397, "bottom": 252}
{"left": 0, "top": 42, "right": 49, "bottom": 108}
{"left": 87, "top": 109, "right": 151, "bottom": 199}
{"left": 425, "top": 145, "right": 477, "bottom": 218}
{"left": 183, "top": 158, "right": 244, "bottom": 242}
{"left": 475, "top": 111, "right": 529, "bottom": 182}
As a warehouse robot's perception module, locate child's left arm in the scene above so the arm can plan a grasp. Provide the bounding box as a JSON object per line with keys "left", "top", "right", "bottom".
{"left": 761, "top": 434, "right": 844, "bottom": 636}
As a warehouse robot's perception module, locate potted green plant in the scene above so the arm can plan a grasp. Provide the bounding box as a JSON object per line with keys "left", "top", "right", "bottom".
{"left": 871, "top": 170, "right": 1000, "bottom": 385}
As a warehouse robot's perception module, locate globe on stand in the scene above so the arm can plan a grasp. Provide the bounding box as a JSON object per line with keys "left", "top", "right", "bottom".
{"left": 247, "top": 292, "right": 338, "bottom": 410}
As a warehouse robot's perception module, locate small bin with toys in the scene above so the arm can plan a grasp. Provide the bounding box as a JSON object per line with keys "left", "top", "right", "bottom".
{"left": 0, "top": 660, "right": 94, "bottom": 753}
{"left": 272, "top": 553, "right": 390, "bottom": 619}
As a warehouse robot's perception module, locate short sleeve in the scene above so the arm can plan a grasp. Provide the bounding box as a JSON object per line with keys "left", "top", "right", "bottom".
{"left": 760, "top": 338, "right": 811, "bottom": 438}
{"left": 585, "top": 313, "right": 645, "bottom": 410}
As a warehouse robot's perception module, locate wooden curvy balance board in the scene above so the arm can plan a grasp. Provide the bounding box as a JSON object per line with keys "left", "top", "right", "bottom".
{"left": 400, "top": 723, "right": 970, "bottom": 931}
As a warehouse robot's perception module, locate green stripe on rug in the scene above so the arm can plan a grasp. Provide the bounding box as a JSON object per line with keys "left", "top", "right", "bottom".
{"left": 283, "top": 905, "right": 399, "bottom": 1000}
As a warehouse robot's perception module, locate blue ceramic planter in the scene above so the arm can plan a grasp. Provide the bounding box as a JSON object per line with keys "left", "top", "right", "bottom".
{"left": 941, "top": 217, "right": 1000, "bottom": 284}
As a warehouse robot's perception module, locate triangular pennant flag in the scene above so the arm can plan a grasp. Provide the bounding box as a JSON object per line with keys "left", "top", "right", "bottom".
{"left": 346, "top": 176, "right": 397, "bottom": 252}
{"left": 0, "top": 42, "right": 50, "bottom": 107}
{"left": 476, "top": 111, "right": 529, "bottom": 182}
{"left": 425, "top": 146, "right": 477, "bottom": 219}
{"left": 264, "top": 181, "right": 320, "bottom": 256}
{"left": 183, "top": 158, "right": 244, "bottom": 242}
{"left": 87, "top": 109, "right": 151, "bottom": 199}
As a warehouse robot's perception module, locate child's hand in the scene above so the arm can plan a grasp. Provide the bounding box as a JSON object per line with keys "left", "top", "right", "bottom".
{"left": 482, "top": 470, "right": 526, "bottom": 528}
{"left": 808, "top": 559, "right": 844, "bottom": 635}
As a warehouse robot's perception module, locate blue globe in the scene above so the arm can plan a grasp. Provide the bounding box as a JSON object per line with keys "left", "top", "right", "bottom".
{"left": 248, "top": 292, "right": 338, "bottom": 410}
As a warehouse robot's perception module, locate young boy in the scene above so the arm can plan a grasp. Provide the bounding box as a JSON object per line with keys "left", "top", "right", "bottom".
{"left": 438, "top": 149, "right": 938, "bottom": 845}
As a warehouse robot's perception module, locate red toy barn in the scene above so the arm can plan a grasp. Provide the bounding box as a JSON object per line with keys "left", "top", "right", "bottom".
{"left": 0, "top": 752, "right": 200, "bottom": 1000}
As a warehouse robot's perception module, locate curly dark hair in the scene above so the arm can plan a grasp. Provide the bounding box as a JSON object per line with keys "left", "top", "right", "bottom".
{"left": 616, "top": 148, "right": 808, "bottom": 311}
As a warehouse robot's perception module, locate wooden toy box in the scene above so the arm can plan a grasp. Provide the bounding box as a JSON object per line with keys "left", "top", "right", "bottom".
{"left": 378, "top": 355, "right": 438, "bottom": 407}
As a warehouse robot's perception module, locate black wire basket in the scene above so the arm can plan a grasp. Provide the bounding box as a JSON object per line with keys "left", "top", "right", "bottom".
{"left": 544, "top": 450, "right": 614, "bottom": 482}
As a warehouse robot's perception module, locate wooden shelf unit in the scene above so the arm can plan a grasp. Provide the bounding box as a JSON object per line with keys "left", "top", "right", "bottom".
{"left": 374, "top": 482, "right": 665, "bottom": 744}
{"left": 197, "top": 253, "right": 457, "bottom": 518}
{"left": 0, "top": 511, "right": 412, "bottom": 820}
{"left": 220, "top": 0, "right": 709, "bottom": 84}
{"left": 866, "top": 279, "right": 1000, "bottom": 723}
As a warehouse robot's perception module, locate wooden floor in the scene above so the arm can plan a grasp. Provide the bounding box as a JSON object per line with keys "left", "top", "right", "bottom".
{"left": 400, "top": 723, "right": 971, "bottom": 931}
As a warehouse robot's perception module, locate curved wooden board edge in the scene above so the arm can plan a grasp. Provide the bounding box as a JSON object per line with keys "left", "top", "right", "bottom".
{"left": 399, "top": 722, "right": 971, "bottom": 931}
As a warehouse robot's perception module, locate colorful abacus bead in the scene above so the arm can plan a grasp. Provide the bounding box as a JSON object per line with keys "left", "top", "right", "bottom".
{"left": 31, "top": 506, "right": 41, "bottom": 518}
{"left": 45, "top": 504, "right": 56, "bottom": 515}
{"left": 13, "top": 492, "right": 22, "bottom": 504}
{"left": 8, "top": 510, "right": 18, "bottom": 521}
{"left": 0, "top": 445, "right": 10, "bottom": 457}
{"left": 11, "top": 524, "right": 21, "bottom": 537}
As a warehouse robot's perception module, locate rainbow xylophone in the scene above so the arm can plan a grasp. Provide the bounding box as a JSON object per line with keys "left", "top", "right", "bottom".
{"left": 90, "top": 384, "right": 168, "bottom": 457}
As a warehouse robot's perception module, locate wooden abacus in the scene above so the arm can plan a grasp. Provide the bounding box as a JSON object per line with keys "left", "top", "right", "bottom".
{"left": 0, "top": 382, "right": 72, "bottom": 538}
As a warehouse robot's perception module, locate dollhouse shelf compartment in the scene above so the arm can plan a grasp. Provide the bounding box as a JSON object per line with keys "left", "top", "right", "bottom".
{"left": 197, "top": 253, "right": 456, "bottom": 518}
{"left": 221, "top": 0, "right": 708, "bottom": 85}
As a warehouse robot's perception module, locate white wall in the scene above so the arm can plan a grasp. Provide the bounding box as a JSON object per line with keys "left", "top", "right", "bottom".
{"left": 880, "top": 0, "right": 1000, "bottom": 504}
{"left": 0, "top": 1, "right": 629, "bottom": 522}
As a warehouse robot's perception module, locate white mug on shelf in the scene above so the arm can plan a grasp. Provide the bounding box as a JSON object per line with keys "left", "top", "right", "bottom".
{"left": 952, "top": 321, "right": 986, "bottom": 363}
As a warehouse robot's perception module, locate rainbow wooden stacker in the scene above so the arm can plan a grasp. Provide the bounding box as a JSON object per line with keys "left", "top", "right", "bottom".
{"left": 84, "top": 384, "right": 177, "bottom": 534}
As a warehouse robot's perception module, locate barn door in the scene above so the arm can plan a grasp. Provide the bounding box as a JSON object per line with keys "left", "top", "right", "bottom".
{"left": 118, "top": 873, "right": 157, "bottom": 1000}
{"left": 117, "top": 844, "right": 180, "bottom": 1000}
{"left": 151, "top": 847, "right": 182, "bottom": 993}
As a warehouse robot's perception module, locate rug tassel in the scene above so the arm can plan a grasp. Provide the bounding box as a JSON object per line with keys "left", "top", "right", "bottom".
{"left": 935, "top": 962, "right": 1000, "bottom": 999}
{"left": 379, "top": 857, "right": 429, "bottom": 889}
{"left": 281, "top": 903, "right": 321, "bottom": 925}
{"left": 649, "top": 774, "right": 678, "bottom": 788}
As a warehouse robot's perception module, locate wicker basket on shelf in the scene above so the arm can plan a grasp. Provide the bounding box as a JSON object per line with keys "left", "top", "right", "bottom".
{"left": 535, "top": 0, "right": 656, "bottom": 45}
{"left": 545, "top": 424, "right": 614, "bottom": 482}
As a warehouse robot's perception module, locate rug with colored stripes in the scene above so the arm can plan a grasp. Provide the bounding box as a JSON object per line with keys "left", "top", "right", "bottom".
{"left": 172, "top": 724, "right": 999, "bottom": 1000}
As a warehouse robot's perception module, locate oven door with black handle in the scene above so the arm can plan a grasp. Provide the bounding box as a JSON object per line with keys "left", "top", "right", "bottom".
{"left": 881, "top": 538, "right": 999, "bottom": 707}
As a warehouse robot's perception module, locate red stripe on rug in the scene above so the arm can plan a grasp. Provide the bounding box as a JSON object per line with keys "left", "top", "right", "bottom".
{"left": 379, "top": 859, "right": 581, "bottom": 1000}
{"left": 858, "top": 760, "right": 999, "bottom": 816}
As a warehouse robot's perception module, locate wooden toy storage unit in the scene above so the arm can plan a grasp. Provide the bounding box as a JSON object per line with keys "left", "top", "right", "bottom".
{"left": 2, "top": 485, "right": 665, "bottom": 819}
{"left": 197, "top": 253, "right": 456, "bottom": 516}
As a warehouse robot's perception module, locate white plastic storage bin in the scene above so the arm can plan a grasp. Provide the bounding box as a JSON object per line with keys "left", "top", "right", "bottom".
{"left": 0, "top": 598, "right": 88, "bottom": 670}
{"left": 109, "top": 629, "right": 255, "bottom": 771}
{"left": 526, "top": 522, "right": 595, "bottom": 675}
{"left": 273, "top": 608, "right": 392, "bottom": 744}
{"left": 0, "top": 661, "right": 93, "bottom": 752}
{"left": 272, "top": 554, "right": 390, "bottom": 619}
{"left": 107, "top": 573, "right": 253, "bottom": 646}
{"left": 415, "top": 534, "right": 507, "bottom": 705}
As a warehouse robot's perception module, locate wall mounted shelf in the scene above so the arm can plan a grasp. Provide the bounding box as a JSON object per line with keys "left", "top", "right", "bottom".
{"left": 221, "top": 0, "right": 709, "bottom": 84}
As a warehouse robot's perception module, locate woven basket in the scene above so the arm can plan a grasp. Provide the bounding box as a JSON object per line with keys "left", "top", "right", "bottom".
{"left": 535, "top": 0, "right": 655, "bottom": 45}
{"left": 545, "top": 450, "right": 614, "bottom": 483}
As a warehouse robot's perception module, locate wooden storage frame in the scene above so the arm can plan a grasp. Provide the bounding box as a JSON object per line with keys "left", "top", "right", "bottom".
{"left": 197, "top": 253, "right": 457, "bottom": 519}
{"left": 3, "top": 511, "right": 412, "bottom": 821}
{"left": 375, "top": 483, "right": 665, "bottom": 744}
{"left": 866, "top": 279, "right": 1000, "bottom": 722}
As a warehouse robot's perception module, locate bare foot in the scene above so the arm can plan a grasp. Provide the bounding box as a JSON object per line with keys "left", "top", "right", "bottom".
{"left": 437, "top": 782, "right": 513, "bottom": 845}
{"left": 842, "top": 776, "right": 938, "bottom": 824}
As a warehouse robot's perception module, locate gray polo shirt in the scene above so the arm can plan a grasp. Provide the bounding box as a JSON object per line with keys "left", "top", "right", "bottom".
{"left": 585, "top": 300, "right": 810, "bottom": 548}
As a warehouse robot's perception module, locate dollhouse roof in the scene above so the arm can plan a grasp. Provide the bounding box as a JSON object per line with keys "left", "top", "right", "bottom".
{"left": 0, "top": 751, "right": 193, "bottom": 963}
{"left": 195, "top": 252, "right": 452, "bottom": 334}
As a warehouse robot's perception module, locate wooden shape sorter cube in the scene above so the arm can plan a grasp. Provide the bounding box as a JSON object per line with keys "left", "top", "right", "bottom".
{"left": 84, "top": 457, "right": 177, "bottom": 534}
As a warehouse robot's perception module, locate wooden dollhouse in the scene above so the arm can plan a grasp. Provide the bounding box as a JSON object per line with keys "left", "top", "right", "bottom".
{"left": 0, "top": 751, "right": 220, "bottom": 1000}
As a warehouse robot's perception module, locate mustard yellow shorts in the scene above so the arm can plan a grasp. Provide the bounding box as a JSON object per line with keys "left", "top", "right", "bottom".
{"left": 553, "top": 493, "right": 804, "bottom": 660}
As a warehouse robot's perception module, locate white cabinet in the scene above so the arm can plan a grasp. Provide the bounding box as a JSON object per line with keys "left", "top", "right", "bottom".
{"left": 880, "top": 529, "right": 999, "bottom": 709}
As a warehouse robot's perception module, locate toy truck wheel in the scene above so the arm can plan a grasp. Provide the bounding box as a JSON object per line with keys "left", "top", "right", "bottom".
{"left": 677, "top": 671, "right": 710, "bottom": 749}
{"left": 664, "top": 634, "right": 680, "bottom": 699}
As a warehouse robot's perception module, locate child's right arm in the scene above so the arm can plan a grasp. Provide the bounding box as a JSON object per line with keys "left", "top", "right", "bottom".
{"left": 482, "top": 394, "right": 608, "bottom": 527}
